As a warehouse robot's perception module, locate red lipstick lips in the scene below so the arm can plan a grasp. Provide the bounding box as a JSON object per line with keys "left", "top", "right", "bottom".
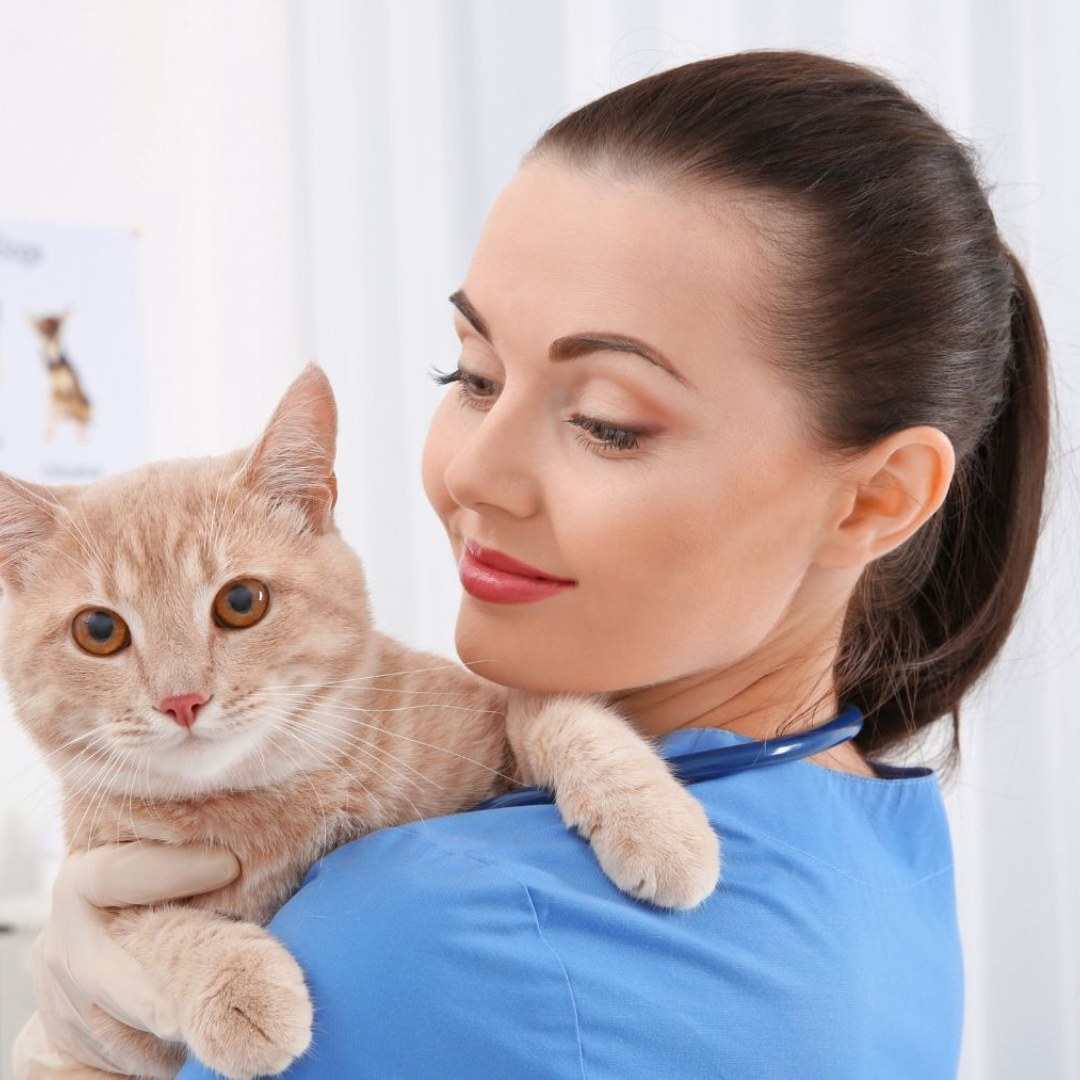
{"left": 458, "top": 539, "right": 577, "bottom": 604}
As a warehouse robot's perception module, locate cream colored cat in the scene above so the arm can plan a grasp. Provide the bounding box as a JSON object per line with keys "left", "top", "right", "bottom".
{"left": 0, "top": 365, "right": 719, "bottom": 1080}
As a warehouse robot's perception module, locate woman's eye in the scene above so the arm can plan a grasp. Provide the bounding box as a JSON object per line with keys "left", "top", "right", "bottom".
{"left": 567, "top": 415, "right": 642, "bottom": 454}
{"left": 431, "top": 366, "right": 644, "bottom": 454}
{"left": 431, "top": 366, "right": 499, "bottom": 407}
{"left": 72, "top": 607, "right": 131, "bottom": 656}
{"left": 213, "top": 578, "right": 270, "bottom": 629}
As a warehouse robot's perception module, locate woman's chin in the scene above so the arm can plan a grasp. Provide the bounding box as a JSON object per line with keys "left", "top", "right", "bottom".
{"left": 454, "top": 620, "right": 609, "bottom": 695}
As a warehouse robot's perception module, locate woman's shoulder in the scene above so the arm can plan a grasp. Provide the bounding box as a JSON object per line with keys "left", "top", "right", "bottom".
{"left": 247, "top": 748, "right": 962, "bottom": 1078}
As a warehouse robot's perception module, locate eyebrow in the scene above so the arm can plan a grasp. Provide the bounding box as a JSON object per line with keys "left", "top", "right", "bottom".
{"left": 448, "top": 289, "right": 690, "bottom": 387}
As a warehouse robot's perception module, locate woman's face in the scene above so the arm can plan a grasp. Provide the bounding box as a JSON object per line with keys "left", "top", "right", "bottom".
{"left": 422, "top": 161, "right": 855, "bottom": 699}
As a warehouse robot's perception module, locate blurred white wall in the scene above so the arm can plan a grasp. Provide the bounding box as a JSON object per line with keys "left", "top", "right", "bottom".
{"left": 0, "top": 2, "right": 1077, "bottom": 1077}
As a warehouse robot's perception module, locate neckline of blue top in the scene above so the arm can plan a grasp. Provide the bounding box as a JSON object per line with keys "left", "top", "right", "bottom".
{"left": 471, "top": 703, "right": 924, "bottom": 811}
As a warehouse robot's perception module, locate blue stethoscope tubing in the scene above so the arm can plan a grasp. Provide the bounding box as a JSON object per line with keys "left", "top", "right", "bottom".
{"left": 471, "top": 704, "right": 865, "bottom": 811}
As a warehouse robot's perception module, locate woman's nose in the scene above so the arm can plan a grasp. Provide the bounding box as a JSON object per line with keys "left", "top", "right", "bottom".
{"left": 441, "top": 395, "right": 542, "bottom": 520}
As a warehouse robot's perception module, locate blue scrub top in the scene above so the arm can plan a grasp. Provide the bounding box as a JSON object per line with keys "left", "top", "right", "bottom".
{"left": 178, "top": 726, "right": 963, "bottom": 1079}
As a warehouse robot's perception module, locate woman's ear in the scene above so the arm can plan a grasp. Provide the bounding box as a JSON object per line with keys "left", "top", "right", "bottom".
{"left": 813, "top": 426, "right": 956, "bottom": 570}
{"left": 237, "top": 363, "right": 339, "bottom": 533}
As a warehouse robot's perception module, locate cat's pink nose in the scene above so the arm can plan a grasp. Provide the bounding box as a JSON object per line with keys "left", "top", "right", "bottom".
{"left": 158, "top": 692, "right": 208, "bottom": 729}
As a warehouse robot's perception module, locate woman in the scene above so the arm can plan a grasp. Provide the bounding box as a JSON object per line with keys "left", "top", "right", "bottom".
{"left": 16, "top": 49, "right": 1049, "bottom": 1078}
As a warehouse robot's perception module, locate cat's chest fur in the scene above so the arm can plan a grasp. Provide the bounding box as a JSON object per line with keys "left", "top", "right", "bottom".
{"left": 66, "top": 766, "right": 373, "bottom": 924}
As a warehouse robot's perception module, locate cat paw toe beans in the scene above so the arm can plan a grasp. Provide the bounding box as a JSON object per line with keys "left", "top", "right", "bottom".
{"left": 587, "top": 788, "right": 722, "bottom": 911}
{"left": 181, "top": 932, "right": 314, "bottom": 1079}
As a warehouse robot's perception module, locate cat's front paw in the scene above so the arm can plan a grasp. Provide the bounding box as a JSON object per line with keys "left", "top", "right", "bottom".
{"left": 564, "top": 781, "right": 721, "bottom": 910}
{"left": 180, "top": 926, "right": 313, "bottom": 1079}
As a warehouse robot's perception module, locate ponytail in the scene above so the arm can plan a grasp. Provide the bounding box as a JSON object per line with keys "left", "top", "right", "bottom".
{"left": 836, "top": 247, "right": 1051, "bottom": 768}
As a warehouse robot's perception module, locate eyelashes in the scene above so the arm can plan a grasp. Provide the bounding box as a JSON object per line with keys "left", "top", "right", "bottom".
{"left": 430, "top": 365, "right": 644, "bottom": 454}
{"left": 566, "top": 415, "right": 640, "bottom": 452}
{"left": 431, "top": 366, "right": 498, "bottom": 400}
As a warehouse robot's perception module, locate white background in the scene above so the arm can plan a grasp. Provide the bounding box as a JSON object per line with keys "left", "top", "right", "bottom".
{"left": 0, "top": 2, "right": 1077, "bottom": 1077}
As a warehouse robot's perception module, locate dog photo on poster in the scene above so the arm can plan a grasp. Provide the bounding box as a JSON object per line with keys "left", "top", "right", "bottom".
{"left": 0, "top": 221, "right": 145, "bottom": 484}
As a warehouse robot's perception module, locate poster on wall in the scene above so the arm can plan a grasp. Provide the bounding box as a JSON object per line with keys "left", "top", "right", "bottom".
{"left": 0, "top": 220, "right": 145, "bottom": 484}
{"left": 0, "top": 220, "right": 146, "bottom": 900}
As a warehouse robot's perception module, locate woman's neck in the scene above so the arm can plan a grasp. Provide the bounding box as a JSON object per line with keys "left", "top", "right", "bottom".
{"left": 606, "top": 647, "right": 877, "bottom": 778}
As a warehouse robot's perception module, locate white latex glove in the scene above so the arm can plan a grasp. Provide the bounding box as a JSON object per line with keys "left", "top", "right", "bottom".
{"left": 12, "top": 843, "right": 240, "bottom": 1078}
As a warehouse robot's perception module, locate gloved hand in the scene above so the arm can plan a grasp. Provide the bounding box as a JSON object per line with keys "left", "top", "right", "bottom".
{"left": 12, "top": 843, "right": 240, "bottom": 1078}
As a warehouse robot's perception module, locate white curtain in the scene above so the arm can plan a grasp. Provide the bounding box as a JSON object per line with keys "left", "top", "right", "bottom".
{"left": 0, "top": 2, "right": 1075, "bottom": 1076}
{"left": 288, "top": 3, "right": 1080, "bottom": 1077}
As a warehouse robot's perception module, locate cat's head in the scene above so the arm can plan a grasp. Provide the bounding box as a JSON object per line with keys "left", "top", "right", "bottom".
{"left": 0, "top": 364, "right": 376, "bottom": 798}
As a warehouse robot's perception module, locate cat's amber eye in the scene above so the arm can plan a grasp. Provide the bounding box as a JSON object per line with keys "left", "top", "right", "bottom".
{"left": 72, "top": 608, "right": 131, "bottom": 656}
{"left": 212, "top": 578, "right": 270, "bottom": 629}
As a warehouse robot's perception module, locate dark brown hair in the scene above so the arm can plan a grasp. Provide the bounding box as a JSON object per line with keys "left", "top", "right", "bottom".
{"left": 525, "top": 49, "right": 1051, "bottom": 770}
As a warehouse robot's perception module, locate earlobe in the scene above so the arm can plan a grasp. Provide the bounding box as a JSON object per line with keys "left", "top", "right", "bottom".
{"left": 815, "top": 426, "right": 955, "bottom": 569}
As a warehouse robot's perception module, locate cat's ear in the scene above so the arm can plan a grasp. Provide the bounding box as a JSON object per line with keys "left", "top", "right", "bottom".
{"left": 239, "top": 363, "right": 338, "bottom": 533}
{"left": 0, "top": 473, "right": 63, "bottom": 589}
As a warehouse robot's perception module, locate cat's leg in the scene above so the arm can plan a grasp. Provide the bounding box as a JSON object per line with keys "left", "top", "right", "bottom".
{"left": 503, "top": 690, "right": 721, "bottom": 910}
{"left": 105, "top": 905, "right": 313, "bottom": 1080}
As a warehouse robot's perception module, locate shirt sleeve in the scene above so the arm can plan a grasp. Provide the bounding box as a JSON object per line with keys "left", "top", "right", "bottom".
{"left": 175, "top": 826, "right": 586, "bottom": 1080}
